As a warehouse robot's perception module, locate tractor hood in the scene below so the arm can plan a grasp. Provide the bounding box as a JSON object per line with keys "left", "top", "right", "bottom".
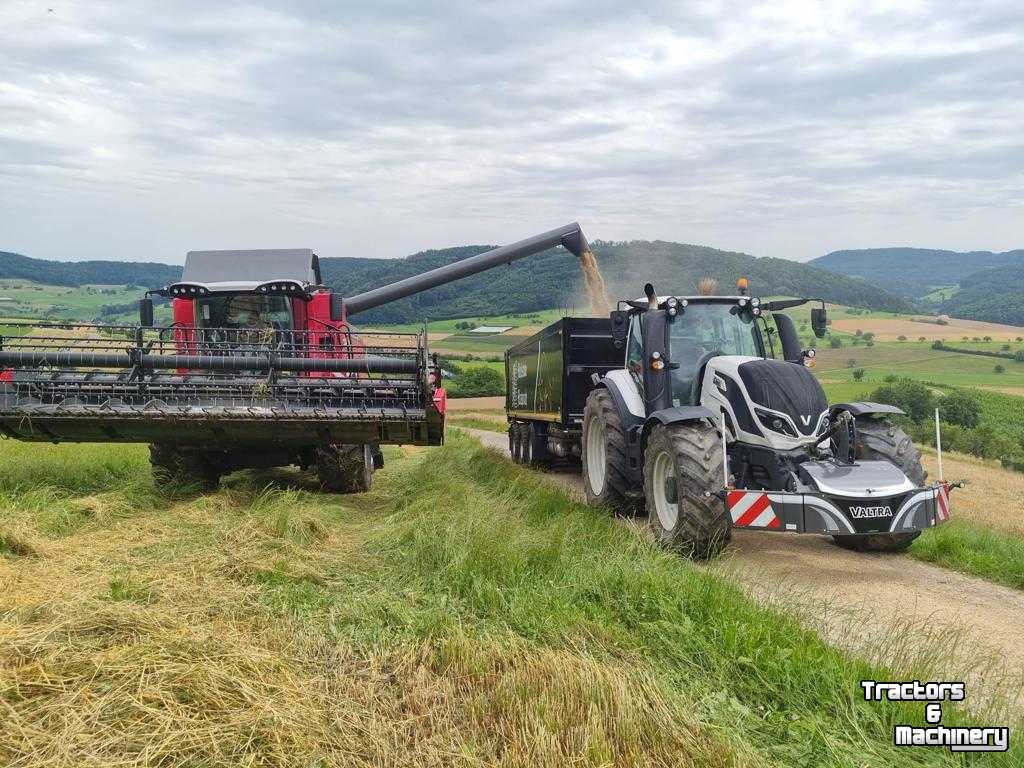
{"left": 736, "top": 358, "right": 827, "bottom": 437}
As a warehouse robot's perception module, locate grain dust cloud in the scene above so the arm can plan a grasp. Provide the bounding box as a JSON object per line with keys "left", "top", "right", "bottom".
{"left": 578, "top": 249, "right": 610, "bottom": 315}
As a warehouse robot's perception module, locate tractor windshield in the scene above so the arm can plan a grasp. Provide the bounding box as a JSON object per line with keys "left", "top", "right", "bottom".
{"left": 669, "top": 302, "right": 764, "bottom": 404}
{"left": 195, "top": 294, "right": 294, "bottom": 330}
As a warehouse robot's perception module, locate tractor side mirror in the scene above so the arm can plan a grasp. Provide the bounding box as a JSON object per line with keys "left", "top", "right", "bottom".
{"left": 811, "top": 307, "right": 828, "bottom": 338}
{"left": 609, "top": 310, "right": 629, "bottom": 348}
{"left": 139, "top": 297, "right": 154, "bottom": 327}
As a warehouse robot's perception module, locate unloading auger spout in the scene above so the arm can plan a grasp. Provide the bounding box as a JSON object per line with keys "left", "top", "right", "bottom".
{"left": 341, "top": 222, "right": 589, "bottom": 316}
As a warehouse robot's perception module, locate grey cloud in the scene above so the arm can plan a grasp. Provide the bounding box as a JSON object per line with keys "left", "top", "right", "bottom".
{"left": 0, "top": 0, "right": 1021, "bottom": 263}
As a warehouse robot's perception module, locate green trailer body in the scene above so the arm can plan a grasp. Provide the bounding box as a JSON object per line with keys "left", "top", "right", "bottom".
{"left": 504, "top": 317, "right": 621, "bottom": 430}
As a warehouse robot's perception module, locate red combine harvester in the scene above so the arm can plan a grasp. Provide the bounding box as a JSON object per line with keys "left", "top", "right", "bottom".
{"left": 0, "top": 223, "right": 590, "bottom": 491}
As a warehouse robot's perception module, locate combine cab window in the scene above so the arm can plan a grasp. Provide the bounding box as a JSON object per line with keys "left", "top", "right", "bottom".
{"left": 195, "top": 295, "right": 293, "bottom": 331}
{"left": 669, "top": 302, "right": 764, "bottom": 404}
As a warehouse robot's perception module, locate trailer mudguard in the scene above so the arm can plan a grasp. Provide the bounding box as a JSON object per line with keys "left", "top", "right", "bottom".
{"left": 830, "top": 401, "right": 905, "bottom": 418}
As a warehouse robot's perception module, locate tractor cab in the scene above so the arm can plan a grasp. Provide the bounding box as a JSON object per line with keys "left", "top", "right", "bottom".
{"left": 611, "top": 281, "right": 831, "bottom": 449}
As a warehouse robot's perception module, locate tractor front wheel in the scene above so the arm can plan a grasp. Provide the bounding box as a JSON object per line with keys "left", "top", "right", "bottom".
{"left": 643, "top": 422, "right": 730, "bottom": 558}
{"left": 150, "top": 444, "right": 220, "bottom": 491}
{"left": 317, "top": 443, "right": 374, "bottom": 493}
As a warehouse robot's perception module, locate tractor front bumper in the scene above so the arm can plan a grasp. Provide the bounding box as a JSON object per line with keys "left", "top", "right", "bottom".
{"left": 725, "top": 482, "right": 956, "bottom": 536}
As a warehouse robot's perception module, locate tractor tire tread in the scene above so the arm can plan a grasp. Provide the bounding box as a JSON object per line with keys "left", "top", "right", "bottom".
{"left": 644, "top": 423, "right": 730, "bottom": 558}
{"left": 832, "top": 417, "right": 926, "bottom": 552}
{"left": 583, "top": 389, "right": 636, "bottom": 515}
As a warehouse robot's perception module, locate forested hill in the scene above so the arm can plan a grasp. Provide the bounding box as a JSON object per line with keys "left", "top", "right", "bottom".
{"left": 0, "top": 240, "right": 912, "bottom": 324}
{"left": 321, "top": 239, "right": 912, "bottom": 323}
{"left": 939, "top": 266, "right": 1024, "bottom": 327}
{"left": 811, "top": 247, "right": 1024, "bottom": 298}
{"left": 0, "top": 250, "right": 180, "bottom": 288}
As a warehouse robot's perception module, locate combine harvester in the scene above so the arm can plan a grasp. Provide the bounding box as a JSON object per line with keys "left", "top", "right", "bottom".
{"left": 0, "top": 224, "right": 589, "bottom": 491}
{"left": 506, "top": 281, "right": 960, "bottom": 556}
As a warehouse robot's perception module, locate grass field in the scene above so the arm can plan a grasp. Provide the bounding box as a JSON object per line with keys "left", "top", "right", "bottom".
{"left": 1, "top": 434, "right": 1020, "bottom": 766}
{"left": 0, "top": 280, "right": 142, "bottom": 320}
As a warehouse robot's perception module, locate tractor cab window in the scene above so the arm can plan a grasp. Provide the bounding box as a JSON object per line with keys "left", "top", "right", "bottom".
{"left": 625, "top": 317, "right": 644, "bottom": 382}
{"left": 196, "top": 295, "right": 294, "bottom": 331}
{"left": 668, "top": 302, "right": 763, "bottom": 405}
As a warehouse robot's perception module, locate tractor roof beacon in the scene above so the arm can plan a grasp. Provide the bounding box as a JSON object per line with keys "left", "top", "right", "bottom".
{"left": 505, "top": 280, "right": 959, "bottom": 558}
{"left": 0, "top": 223, "right": 590, "bottom": 493}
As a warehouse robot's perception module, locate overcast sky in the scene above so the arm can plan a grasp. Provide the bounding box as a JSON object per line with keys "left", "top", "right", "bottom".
{"left": 1, "top": 1, "right": 1021, "bottom": 265}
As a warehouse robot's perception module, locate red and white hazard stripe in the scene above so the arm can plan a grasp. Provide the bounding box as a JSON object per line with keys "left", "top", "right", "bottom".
{"left": 727, "top": 490, "right": 781, "bottom": 529}
{"left": 934, "top": 482, "right": 952, "bottom": 523}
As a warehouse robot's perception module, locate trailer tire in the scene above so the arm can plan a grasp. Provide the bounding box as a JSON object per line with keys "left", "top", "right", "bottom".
{"left": 150, "top": 444, "right": 220, "bottom": 492}
{"left": 643, "top": 422, "right": 730, "bottom": 558}
{"left": 831, "top": 417, "right": 926, "bottom": 553}
{"left": 527, "top": 422, "right": 549, "bottom": 467}
{"left": 582, "top": 388, "right": 636, "bottom": 515}
{"left": 317, "top": 443, "right": 374, "bottom": 493}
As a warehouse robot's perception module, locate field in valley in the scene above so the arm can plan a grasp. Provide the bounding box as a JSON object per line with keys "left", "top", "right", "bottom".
{"left": 3, "top": 435, "right": 1022, "bottom": 767}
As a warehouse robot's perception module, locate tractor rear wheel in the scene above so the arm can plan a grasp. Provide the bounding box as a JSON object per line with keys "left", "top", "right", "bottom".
{"left": 150, "top": 444, "right": 220, "bottom": 491}
{"left": 832, "top": 417, "right": 927, "bottom": 553}
{"left": 582, "top": 388, "right": 635, "bottom": 515}
{"left": 643, "top": 422, "right": 730, "bottom": 558}
{"left": 317, "top": 443, "right": 374, "bottom": 493}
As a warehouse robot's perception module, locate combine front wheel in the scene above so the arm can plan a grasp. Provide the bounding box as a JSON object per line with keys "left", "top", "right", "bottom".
{"left": 150, "top": 444, "right": 220, "bottom": 491}
{"left": 317, "top": 444, "right": 374, "bottom": 493}
{"left": 643, "top": 422, "right": 730, "bottom": 558}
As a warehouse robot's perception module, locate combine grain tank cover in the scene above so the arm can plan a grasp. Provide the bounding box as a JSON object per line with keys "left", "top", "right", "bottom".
{"left": 182, "top": 248, "right": 322, "bottom": 286}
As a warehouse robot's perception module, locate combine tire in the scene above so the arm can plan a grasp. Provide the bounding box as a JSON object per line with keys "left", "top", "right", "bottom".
{"left": 581, "top": 389, "right": 636, "bottom": 515}
{"left": 150, "top": 444, "right": 220, "bottom": 491}
{"left": 832, "top": 417, "right": 927, "bottom": 553}
{"left": 643, "top": 422, "right": 730, "bottom": 558}
{"left": 317, "top": 444, "right": 374, "bottom": 493}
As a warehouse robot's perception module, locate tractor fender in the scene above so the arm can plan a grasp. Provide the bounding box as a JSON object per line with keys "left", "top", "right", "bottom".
{"left": 830, "top": 401, "right": 905, "bottom": 419}
{"left": 640, "top": 405, "right": 717, "bottom": 448}
{"left": 597, "top": 370, "right": 645, "bottom": 428}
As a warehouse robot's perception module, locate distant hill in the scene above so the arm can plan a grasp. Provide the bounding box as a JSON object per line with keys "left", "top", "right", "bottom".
{"left": 322, "top": 240, "right": 913, "bottom": 324}
{"left": 0, "top": 250, "right": 180, "bottom": 288}
{"left": 938, "top": 265, "right": 1024, "bottom": 327}
{"left": 809, "top": 247, "right": 1024, "bottom": 327}
{"left": 810, "top": 247, "right": 1024, "bottom": 298}
{"left": 0, "top": 240, "right": 913, "bottom": 324}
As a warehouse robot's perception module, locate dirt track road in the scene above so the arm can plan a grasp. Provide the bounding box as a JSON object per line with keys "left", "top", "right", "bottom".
{"left": 461, "top": 427, "right": 1024, "bottom": 717}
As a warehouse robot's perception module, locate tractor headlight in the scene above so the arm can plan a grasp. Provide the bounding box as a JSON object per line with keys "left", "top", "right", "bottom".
{"left": 754, "top": 408, "right": 797, "bottom": 437}
{"left": 738, "top": 298, "right": 748, "bottom": 307}
{"left": 750, "top": 297, "right": 760, "bottom": 307}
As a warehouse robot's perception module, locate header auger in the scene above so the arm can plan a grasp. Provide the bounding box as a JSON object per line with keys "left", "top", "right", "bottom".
{"left": 0, "top": 223, "right": 589, "bottom": 492}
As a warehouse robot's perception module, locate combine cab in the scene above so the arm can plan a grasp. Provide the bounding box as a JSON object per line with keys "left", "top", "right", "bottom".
{"left": 0, "top": 224, "right": 591, "bottom": 491}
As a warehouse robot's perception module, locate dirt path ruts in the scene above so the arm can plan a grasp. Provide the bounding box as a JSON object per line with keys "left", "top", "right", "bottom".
{"left": 460, "top": 427, "right": 1024, "bottom": 718}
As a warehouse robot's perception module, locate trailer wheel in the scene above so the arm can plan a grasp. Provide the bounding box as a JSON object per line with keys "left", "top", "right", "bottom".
{"left": 831, "top": 417, "right": 926, "bottom": 553}
{"left": 527, "top": 422, "right": 549, "bottom": 467}
{"left": 643, "top": 422, "right": 730, "bottom": 558}
{"left": 150, "top": 444, "right": 220, "bottom": 491}
{"left": 317, "top": 443, "right": 374, "bottom": 493}
{"left": 582, "top": 389, "right": 636, "bottom": 515}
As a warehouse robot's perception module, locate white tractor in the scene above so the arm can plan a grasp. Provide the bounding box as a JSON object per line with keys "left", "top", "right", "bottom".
{"left": 579, "top": 282, "right": 954, "bottom": 557}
